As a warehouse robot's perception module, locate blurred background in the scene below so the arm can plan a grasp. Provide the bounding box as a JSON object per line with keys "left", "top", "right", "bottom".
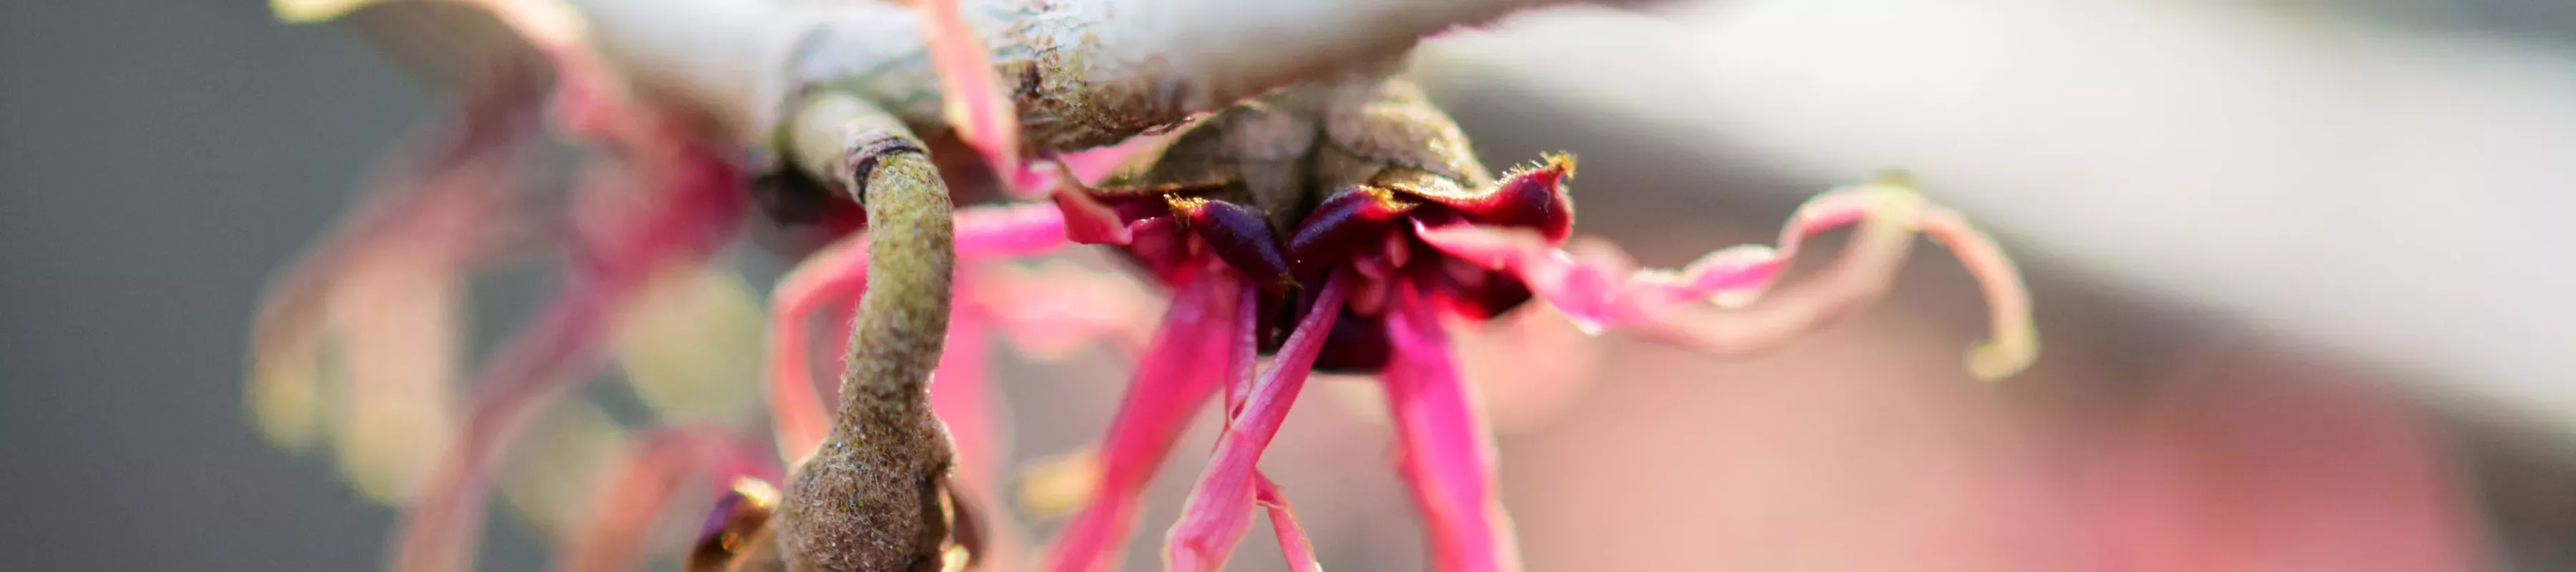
{"left": 5, "top": 0, "right": 2574, "bottom": 570}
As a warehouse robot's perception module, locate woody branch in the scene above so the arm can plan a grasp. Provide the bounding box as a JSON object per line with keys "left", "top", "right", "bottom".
{"left": 556, "top": 0, "right": 1579, "bottom": 156}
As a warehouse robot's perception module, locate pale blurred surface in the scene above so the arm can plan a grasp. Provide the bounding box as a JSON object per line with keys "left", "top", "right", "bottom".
{"left": 1421, "top": 0, "right": 2576, "bottom": 441}
{"left": 6, "top": 1, "right": 2575, "bottom": 571}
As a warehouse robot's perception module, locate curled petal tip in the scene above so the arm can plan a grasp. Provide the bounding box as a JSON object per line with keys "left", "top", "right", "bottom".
{"left": 1528, "top": 152, "right": 1576, "bottom": 182}
{"left": 1500, "top": 155, "right": 1574, "bottom": 191}
{"left": 247, "top": 350, "right": 325, "bottom": 450}
{"left": 1832, "top": 181, "right": 2039, "bottom": 381}
{"left": 1018, "top": 449, "right": 1103, "bottom": 520}
{"left": 1707, "top": 290, "right": 1760, "bottom": 310}
{"left": 1967, "top": 325, "right": 2041, "bottom": 382}
{"left": 271, "top": 0, "right": 380, "bottom": 22}
{"left": 1873, "top": 186, "right": 2039, "bottom": 383}
{"left": 1254, "top": 474, "right": 1324, "bottom": 572}
{"left": 1869, "top": 168, "right": 1919, "bottom": 189}
{"left": 1485, "top": 156, "right": 1579, "bottom": 240}
{"left": 1858, "top": 188, "right": 1928, "bottom": 227}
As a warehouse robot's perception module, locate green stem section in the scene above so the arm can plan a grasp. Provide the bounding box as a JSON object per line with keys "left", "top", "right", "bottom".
{"left": 775, "top": 90, "right": 959, "bottom": 572}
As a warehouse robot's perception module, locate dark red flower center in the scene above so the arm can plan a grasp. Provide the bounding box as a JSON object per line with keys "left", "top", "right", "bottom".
{"left": 1274, "top": 157, "right": 1573, "bottom": 371}
{"left": 1071, "top": 154, "right": 1576, "bottom": 373}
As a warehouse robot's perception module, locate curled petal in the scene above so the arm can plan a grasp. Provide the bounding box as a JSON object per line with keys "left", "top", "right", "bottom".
{"left": 1913, "top": 204, "right": 2039, "bottom": 380}
{"left": 1164, "top": 271, "right": 1352, "bottom": 572}
{"left": 1254, "top": 473, "right": 1324, "bottom": 572}
{"left": 1417, "top": 178, "right": 2038, "bottom": 380}
{"left": 1624, "top": 183, "right": 1894, "bottom": 312}
{"left": 1382, "top": 285, "right": 1523, "bottom": 572}
{"left": 1643, "top": 181, "right": 2038, "bottom": 380}
{"left": 1045, "top": 270, "right": 1252, "bottom": 572}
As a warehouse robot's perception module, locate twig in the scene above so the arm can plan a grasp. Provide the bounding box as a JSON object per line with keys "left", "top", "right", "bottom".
{"left": 559, "top": 0, "right": 1577, "bottom": 154}
{"left": 770, "top": 88, "right": 962, "bottom": 571}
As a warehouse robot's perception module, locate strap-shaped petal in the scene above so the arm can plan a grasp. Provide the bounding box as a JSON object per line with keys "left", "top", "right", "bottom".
{"left": 1045, "top": 270, "right": 1252, "bottom": 572}
{"left": 1417, "top": 179, "right": 2038, "bottom": 380}
{"left": 1254, "top": 473, "right": 1325, "bottom": 572}
{"left": 1383, "top": 285, "right": 1523, "bottom": 572}
{"left": 1163, "top": 271, "right": 1352, "bottom": 572}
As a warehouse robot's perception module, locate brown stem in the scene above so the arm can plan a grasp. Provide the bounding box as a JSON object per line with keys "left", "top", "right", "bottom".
{"left": 772, "top": 90, "right": 961, "bottom": 572}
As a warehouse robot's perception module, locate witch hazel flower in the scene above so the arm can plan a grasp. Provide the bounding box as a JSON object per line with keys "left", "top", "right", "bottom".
{"left": 1015, "top": 76, "right": 2040, "bottom": 572}
{"left": 261, "top": 0, "right": 2035, "bottom": 567}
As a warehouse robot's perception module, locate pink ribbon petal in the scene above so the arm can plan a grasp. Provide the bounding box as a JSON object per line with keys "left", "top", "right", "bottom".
{"left": 1053, "top": 187, "right": 1136, "bottom": 246}
{"left": 1045, "top": 270, "right": 1252, "bottom": 572}
{"left": 1412, "top": 221, "right": 1626, "bottom": 330}
{"left": 1383, "top": 285, "right": 1523, "bottom": 572}
{"left": 910, "top": 0, "right": 1030, "bottom": 197}
{"left": 1163, "top": 271, "right": 1352, "bottom": 572}
{"left": 1416, "top": 180, "right": 2038, "bottom": 380}
{"left": 1254, "top": 473, "right": 1324, "bottom": 572}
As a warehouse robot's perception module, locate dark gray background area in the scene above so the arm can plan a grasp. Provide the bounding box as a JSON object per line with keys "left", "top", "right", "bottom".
{"left": 5, "top": 1, "right": 2575, "bottom": 571}
{"left": 0, "top": 1, "right": 528, "bottom": 570}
